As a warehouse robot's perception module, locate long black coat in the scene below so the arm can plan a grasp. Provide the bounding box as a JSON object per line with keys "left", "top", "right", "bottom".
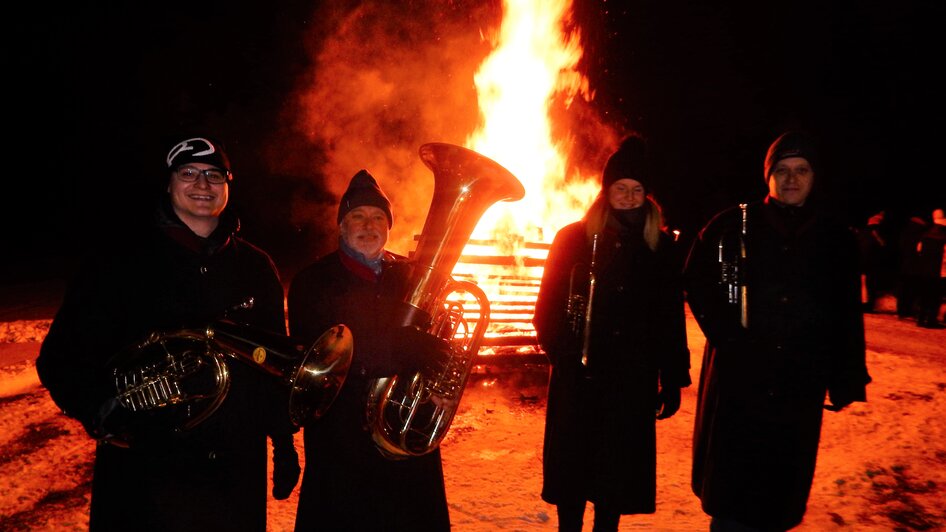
{"left": 36, "top": 202, "right": 295, "bottom": 532}
{"left": 533, "top": 219, "right": 691, "bottom": 514}
{"left": 684, "top": 198, "right": 870, "bottom": 530}
{"left": 287, "top": 249, "right": 450, "bottom": 532}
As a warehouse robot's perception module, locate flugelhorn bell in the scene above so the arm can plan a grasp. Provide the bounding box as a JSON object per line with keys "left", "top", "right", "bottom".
{"left": 208, "top": 320, "right": 354, "bottom": 426}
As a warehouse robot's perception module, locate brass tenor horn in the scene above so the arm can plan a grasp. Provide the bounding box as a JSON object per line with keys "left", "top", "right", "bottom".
{"left": 366, "top": 142, "right": 525, "bottom": 459}
{"left": 106, "top": 320, "right": 353, "bottom": 447}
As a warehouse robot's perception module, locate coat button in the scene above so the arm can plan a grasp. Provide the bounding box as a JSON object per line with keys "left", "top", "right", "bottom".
{"left": 617, "top": 285, "right": 624, "bottom": 292}
{"left": 200, "top": 266, "right": 208, "bottom": 275}
{"left": 208, "top": 451, "right": 217, "bottom": 460}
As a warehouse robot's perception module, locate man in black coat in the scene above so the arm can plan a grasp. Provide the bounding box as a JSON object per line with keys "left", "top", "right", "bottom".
{"left": 36, "top": 136, "right": 301, "bottom": 531}
{"left": 288, "top": 169, "right": 451, "bottom": 531}
{"left": 684, "top": 131, "right": 871, "bottom": 531}
{"left": 914, "top": 207, "right": 946, "bottom": 328}
{"left": 855, "top": 210, "right": 888, "bottom": 313}
{"left": 895, "top": 211, "right": 930, "bottom": 320}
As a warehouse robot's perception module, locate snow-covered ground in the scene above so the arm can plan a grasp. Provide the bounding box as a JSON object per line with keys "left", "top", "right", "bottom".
{"left": 1, "top": 288, "right": 944, "bottom": 531}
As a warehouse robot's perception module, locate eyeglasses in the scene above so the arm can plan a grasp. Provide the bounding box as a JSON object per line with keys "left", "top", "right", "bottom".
{"left": 175, "top": 166, "right": 231, "bottom": 184}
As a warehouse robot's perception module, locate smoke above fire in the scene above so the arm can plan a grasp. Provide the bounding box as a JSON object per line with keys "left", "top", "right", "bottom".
{"left": 277, "top": 0, "right": 622, "bottom": 256}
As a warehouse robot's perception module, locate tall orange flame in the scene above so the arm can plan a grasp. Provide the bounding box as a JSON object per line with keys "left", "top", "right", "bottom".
{"left": 465, "top": 0, "right": 598, "bottom": 248}
{"left": 450, "top": 0, "right": 605, "bottom": 345}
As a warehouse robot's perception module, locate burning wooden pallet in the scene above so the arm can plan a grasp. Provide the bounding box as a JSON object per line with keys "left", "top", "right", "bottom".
{"left": 450, "top": 239, "right": 550, "bottom": 363}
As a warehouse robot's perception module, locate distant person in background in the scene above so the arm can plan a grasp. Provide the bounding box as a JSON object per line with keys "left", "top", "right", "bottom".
{"left": 684, "top": 131, "right": 871, "bottom": 531}
{"left": 914, "top": 208, "right": 946, "bottom": 328}
{"left": 856, "top": 210, "right": 888, "bottom": 313}
{"left": 533, "top": 135, "right": 691, "bottom": 532}
{"left": 895, "top": 210, "right": 930, "bottom": 320}
{"left": 36, "top": 136, "right": 300, "bottom": 531}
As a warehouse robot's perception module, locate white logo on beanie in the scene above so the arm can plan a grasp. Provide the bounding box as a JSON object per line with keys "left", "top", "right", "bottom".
{"left": 166, "top": 137, "right": 216, "bottom": 168}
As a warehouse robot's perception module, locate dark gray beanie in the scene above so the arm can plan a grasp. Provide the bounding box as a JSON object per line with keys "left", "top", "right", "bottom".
{"left": 337, "top": 169, "right": 393, "bottom": 227}
{"left": 763, "top": 131, "right": 818, "bottom": 181}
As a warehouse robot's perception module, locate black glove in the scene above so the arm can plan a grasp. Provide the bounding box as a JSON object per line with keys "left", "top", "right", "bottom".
{"left": 392, "top": 326, "right": 452, "bottom": 374}
{"left": 84, "top": 397, "right": 134, "bottom": 442}
{"left": 271, "top": 433, "right": 301, "bottom": 500}
{"left": 655, "top": 387, "right": 681, "bottom": 420}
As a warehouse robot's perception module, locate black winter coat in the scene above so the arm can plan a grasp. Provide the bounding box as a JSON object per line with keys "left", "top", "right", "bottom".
{"left": 533, "top": 219, "right": 691, "bottom": 514}
{"left": 287, "top": 249, "right": 450, "bottom": 532}
{"left": 36, "top": 203, "right": 296, "bottom": 532}
{"left": 684, "top": 198, "right": 870, "bottom": 530}
{"left": 916, "top": 223, "right": 946, "bottom": 280}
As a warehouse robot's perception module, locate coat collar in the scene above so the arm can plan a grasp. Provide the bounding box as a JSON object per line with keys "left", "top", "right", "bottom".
{"left": 154, "top": 197, "right": 237, "bottom": 255}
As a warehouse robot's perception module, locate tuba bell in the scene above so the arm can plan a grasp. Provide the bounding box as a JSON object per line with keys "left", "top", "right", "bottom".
{"left": 106, "top": 319, "right": 353, "bottom": 447}
{"left": 366, "top": 142, "right": 525, "bottom": 459}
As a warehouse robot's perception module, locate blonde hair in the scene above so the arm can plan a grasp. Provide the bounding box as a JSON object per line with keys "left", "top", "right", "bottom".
{"left": 584, "top": 194, "right": 664, "bottom": 251}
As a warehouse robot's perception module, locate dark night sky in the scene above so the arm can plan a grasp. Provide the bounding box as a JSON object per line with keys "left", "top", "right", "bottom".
{"left": 4, "top": 0, "right": 943, "bottom": 284}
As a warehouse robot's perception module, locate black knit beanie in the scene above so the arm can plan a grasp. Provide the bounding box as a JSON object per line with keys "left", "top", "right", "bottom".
{"left": 763, "top": 131, "right": 818, "bottom": 181}
{"left": 337, "top": 169, "right": 393, "bottom": 227}
{"left": 166, "top": 136, "right": 232, "bottom": 175}
{"left": 602, "top": 135, "right": 650, "bottom": 193}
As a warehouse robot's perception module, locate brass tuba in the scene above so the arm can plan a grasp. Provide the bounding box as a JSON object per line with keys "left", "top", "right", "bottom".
{"left": 106, "top": 319, "right": 353, "bottom": 447}
{"left": 366, "top": 142, "right": 525, "bottom": 459}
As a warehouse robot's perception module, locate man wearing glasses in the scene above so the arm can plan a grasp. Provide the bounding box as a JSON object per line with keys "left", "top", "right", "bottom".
{"left": 37, "top": 136, "right": 301, "bottom": 531}
{"left": 166, "top": 162, "right": 231, "bottom": 236}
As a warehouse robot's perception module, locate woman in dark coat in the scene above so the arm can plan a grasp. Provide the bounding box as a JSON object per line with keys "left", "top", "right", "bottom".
{"left": 684, "top": 131, "right": 871, "bottom": 531}
{"left": 36, "top": 136, "right": 300, "bottom": 531}
{"left": 288, "top": 170, "right": 451, "bottom": 532}
{"left": 533, "top": 136, "right": 691, "bottom": 531}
